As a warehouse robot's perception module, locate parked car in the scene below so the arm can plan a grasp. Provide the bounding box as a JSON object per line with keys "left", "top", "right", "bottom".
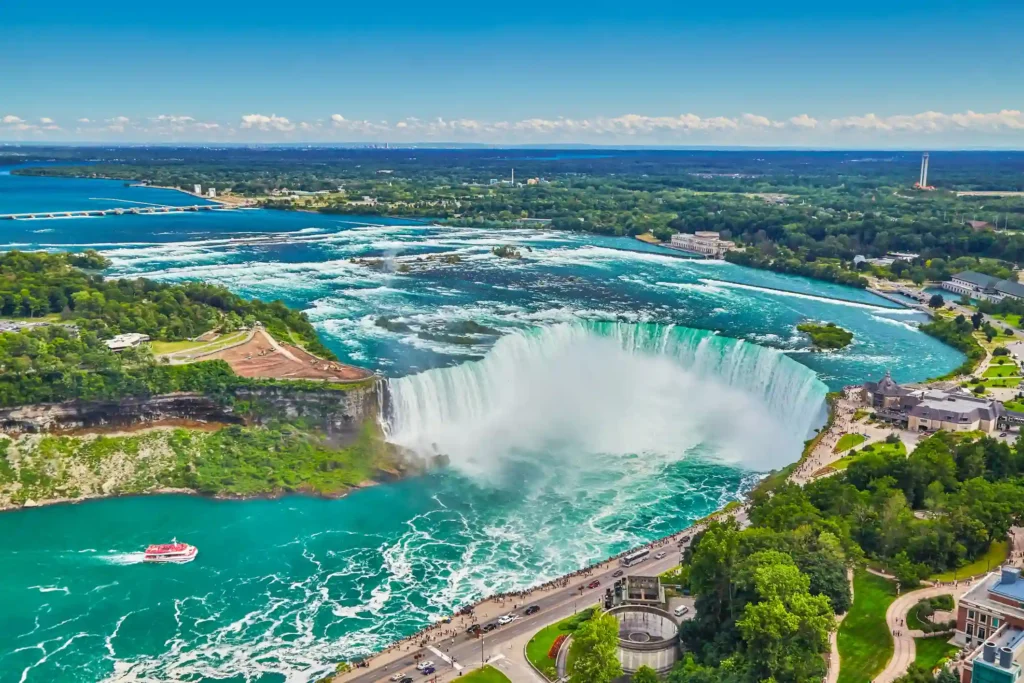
{"left": 466, "top": 624, "right": 481, "bottom": 634}
{"left": 612, "top": 569, "right": 624, "bottom": 578}
{"left": 498, "top": 614, "right": 514, "bottom": 625}
{"left": 588, "top": 580, "right": 601, "bottom": 589}
{"left": 674, "top": 605, "right": 690, "bottom": 617}
{"left": 524, "top": 605, "right": 540, "bottom": 615}
{"left": 483, "top": 622, "right": 498, "bottom": 632}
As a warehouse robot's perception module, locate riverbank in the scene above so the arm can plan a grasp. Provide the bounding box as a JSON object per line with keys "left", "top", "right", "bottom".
{"left": 0, "top": 418, "right": 411, "bottom": 512}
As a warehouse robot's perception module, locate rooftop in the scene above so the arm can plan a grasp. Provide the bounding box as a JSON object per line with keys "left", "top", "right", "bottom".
{"left": 951, "top": 271, "right": 1024, "bottom": 300}
{"left": 910, "top": 392, "right": 1004, "bottom": 422}
{"left": 992, "top": 567, "right": 1024, "bottom": 604}
{"left": 964, "top": 568, "right": 1024, "bottom": 616}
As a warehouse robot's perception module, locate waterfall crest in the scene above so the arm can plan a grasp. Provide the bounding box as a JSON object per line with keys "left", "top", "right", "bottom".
{"left": 385, "top": 322, "right": 828, "bottom": 477}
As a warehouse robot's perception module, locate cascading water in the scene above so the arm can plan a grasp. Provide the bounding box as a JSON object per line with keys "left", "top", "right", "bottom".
{"left": 385, "top": 321, "right": 828, "bottom": 479}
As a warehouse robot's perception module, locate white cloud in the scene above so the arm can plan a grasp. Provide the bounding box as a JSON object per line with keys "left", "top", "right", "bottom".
{"left": 788, "top": 114, "right": 818, "bottom": 129}
{"left": 5, "top": 108, "right": 1024, "bottom": 145}
{"left": 240, "top": 113, "right": 295, "bottom": 132}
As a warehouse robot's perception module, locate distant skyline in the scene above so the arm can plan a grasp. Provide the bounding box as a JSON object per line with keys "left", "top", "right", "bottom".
{"left": 3, "top": 0, "right": 1023, "bottom": 148}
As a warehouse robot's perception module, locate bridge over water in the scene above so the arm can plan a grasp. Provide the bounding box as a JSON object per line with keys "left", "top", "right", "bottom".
{"left": 0, "top": 204, "right": 222, "bottom": 220}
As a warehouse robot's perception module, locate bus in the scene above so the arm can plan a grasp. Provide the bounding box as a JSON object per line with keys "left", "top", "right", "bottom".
{"left": 620, "top": 549, "right": 650, "bottom": 567}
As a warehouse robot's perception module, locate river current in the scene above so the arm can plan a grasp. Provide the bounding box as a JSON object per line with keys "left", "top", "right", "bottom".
{"left": 0, "top": 170, "right": 962, "bottom": 682}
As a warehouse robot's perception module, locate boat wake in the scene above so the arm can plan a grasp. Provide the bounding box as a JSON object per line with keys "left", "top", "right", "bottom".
{"left": 96, "top": 552, "right": 147, "bottom": 566}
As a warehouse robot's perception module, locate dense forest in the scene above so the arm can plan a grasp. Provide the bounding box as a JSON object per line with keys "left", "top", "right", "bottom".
{"left": 0, "top": 250, "right": 332, "bottom": 356}
{"left": 0, "top": 251, "right": 345, "bottom": 407}
{"left": 668, "top": 431, "right": 1024, "bottom": 683}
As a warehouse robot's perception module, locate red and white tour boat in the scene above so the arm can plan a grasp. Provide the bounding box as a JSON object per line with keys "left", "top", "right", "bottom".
{"left": 143, "top": 540, "right": 198, "bottom": 564}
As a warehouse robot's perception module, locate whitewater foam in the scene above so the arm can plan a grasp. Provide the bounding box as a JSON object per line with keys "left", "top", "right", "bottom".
{"left": 386, "top": 322, "right": 827, "bottom": 478}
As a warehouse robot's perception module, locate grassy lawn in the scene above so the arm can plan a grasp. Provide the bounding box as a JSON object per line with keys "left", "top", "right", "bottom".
{"left": 151, "top": 339, "right": 209, "bottom": 354}
{"left": 1005, "top": 399, "right": 1024, "bottom": 412}
{"left": 931, "top": 541, "right": 1010, "bottom": 581}
{"left": 983, "top": 377, "right": 1022, "bottom": 388}
{"left": 914, "top": 636, "right": 959, "bottom": 672}
{"left": 984, "top": 364, "right": 1019, "bottom": 377}
{"left": 525, "top": 609, "right": 594, "bottom": 680}
{"left": 834, "top": 433, "right": 867, "bottom": 453}
{"left": 151, "top": 330, "right": 248, "bottom": 356}
{"left": 832, "top": 440, "right": 906, "bottom": 471}
{"left": 459, "top": 665, "right": 512, "bottom": 683}
{"left": 992, "top": 313, "right": 1023, "bottom": 328}
{"left": 837, "top": 570, "right": 898, "bottom": 683}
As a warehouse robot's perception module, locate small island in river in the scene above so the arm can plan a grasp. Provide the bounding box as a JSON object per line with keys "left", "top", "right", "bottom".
{"left": 797, "top": 321, "right": 854, "bottom": 350}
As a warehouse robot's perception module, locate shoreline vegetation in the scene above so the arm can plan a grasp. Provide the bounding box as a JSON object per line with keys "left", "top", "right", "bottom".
{"left": 797, "top": 321, "right": 855, "bottom": 350}
{"left": 0, "top": 251, "right": 403, "bottom": 512}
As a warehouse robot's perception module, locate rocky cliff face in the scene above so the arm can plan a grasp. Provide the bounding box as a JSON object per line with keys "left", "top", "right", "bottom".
{"left": 234, "top": 383, "right": 380, "bottom": 443}
{"left": 0, "top": 381, "right": 382, "bottom": 438}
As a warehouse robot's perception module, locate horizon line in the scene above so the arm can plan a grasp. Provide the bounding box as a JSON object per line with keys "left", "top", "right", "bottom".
{"left": 4, "top": 141, "right": 1024, "bottom": 153}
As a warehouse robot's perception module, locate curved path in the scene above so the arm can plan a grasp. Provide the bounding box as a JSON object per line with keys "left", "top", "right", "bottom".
{"left": 874, "top": 583, "right": 969, "bottom": 683}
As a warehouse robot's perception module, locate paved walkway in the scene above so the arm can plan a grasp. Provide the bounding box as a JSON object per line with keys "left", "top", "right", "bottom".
{"left": 826, "top": 569, "right": 854, "bottom": 683}
{"left": 874, "top": 583, "right": 970, "bottom": 683}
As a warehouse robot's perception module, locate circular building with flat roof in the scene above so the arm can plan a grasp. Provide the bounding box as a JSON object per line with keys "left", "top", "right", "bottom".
{"left": 607, "top": 604, "right": 680, "bottom": 674}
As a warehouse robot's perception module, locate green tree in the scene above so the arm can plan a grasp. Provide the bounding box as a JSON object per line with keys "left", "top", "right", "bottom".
{"left": 735, "top": 561, "right": 834, "bottom": 683}
{"left": 632, "top": 665, "right": 660, "bottom": 683}
{"left": 568, "top": 610, "right": 623, "bottom": 683}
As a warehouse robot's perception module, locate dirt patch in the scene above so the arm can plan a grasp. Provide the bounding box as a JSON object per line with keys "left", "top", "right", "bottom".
{"left": 206, "top": 328, "right": 373, "bottom": 382}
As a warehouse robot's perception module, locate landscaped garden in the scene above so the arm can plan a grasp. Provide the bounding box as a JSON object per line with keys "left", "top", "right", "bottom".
{"left": 837, "top": 570, "right": 897, "bottom": 683}
{"left": 906, "top": 595, "right": 956, "bottom": 633}
{"left": 525, "top": 608, "right": 594, "bottom": 680}
{"left": 914, "top": 635, "right": 959, "bottom": 672}
{"left": 831, "top": 439, "right": 906, "bottom": 471}
{"left": 834, "top": 433, "right": 867, "bottom": 453}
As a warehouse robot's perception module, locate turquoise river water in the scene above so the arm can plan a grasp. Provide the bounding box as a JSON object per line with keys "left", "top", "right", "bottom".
{"left": 0, "top": 168, "right": 963, "bottom": 682}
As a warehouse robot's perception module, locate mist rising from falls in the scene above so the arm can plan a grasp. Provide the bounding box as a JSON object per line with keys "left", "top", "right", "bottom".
{"left": 385, "top": 322, "right": 828, "bottom": 479}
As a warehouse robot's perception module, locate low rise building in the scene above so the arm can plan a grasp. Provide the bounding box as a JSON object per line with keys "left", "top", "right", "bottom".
{"left": 669, "top": 231, "right": 735, "bottom": 258}
{"left": 908, "top": 392, "right": 1005, "bottom": 433}
{"left": 104, "top": 333, "right": 150, "bottom": 351}
{"left": 861, "top": 373, "right": 1014, "bottom": 435}
{"left": 943, "top": 272, "right": 1024, "bottom": 303}
{"left": 862, "top": 370, "right": 912, "bottom": 409}
{"left": 958, "top": 567, "right": 1024, "bottom": 683}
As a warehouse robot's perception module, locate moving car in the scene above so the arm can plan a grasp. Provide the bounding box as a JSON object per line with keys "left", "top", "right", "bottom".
{"left": 421, "top": 667, "right": 435, "bottom": 675}
{"left": 416, "top": 661, "right": 435, "bottom": 671}
{"left": 497, "top": 614, "right": 514, "bottom": 625}
{"left": 588, "top": 580, "right": 601, "bottom": 589}
{"left": 390, "top": 674, "right": 405, "bottom": 681}
{"left": 400, "top": 678, "right": 413, "bottom": 683}
{"left": 674, "top": 605, "right": 690, "bottom": 617}
{"left": 524, "top": 605, "right": 540, "bottom": 615}
{"left": 612, "top": 569, "right": 624, "bottom": 578}
{"left": 654, "top": 551, "right": 667, "bottom": 560}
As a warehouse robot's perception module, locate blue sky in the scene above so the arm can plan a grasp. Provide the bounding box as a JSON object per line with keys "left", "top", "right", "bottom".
{"left": 2, "top": 0, "right": 1023, "bottom": 147}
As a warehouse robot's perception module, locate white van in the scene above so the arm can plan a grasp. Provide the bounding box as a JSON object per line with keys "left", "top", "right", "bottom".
{"left": 673, "top": 605, "right": 689, "bottom": 617}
